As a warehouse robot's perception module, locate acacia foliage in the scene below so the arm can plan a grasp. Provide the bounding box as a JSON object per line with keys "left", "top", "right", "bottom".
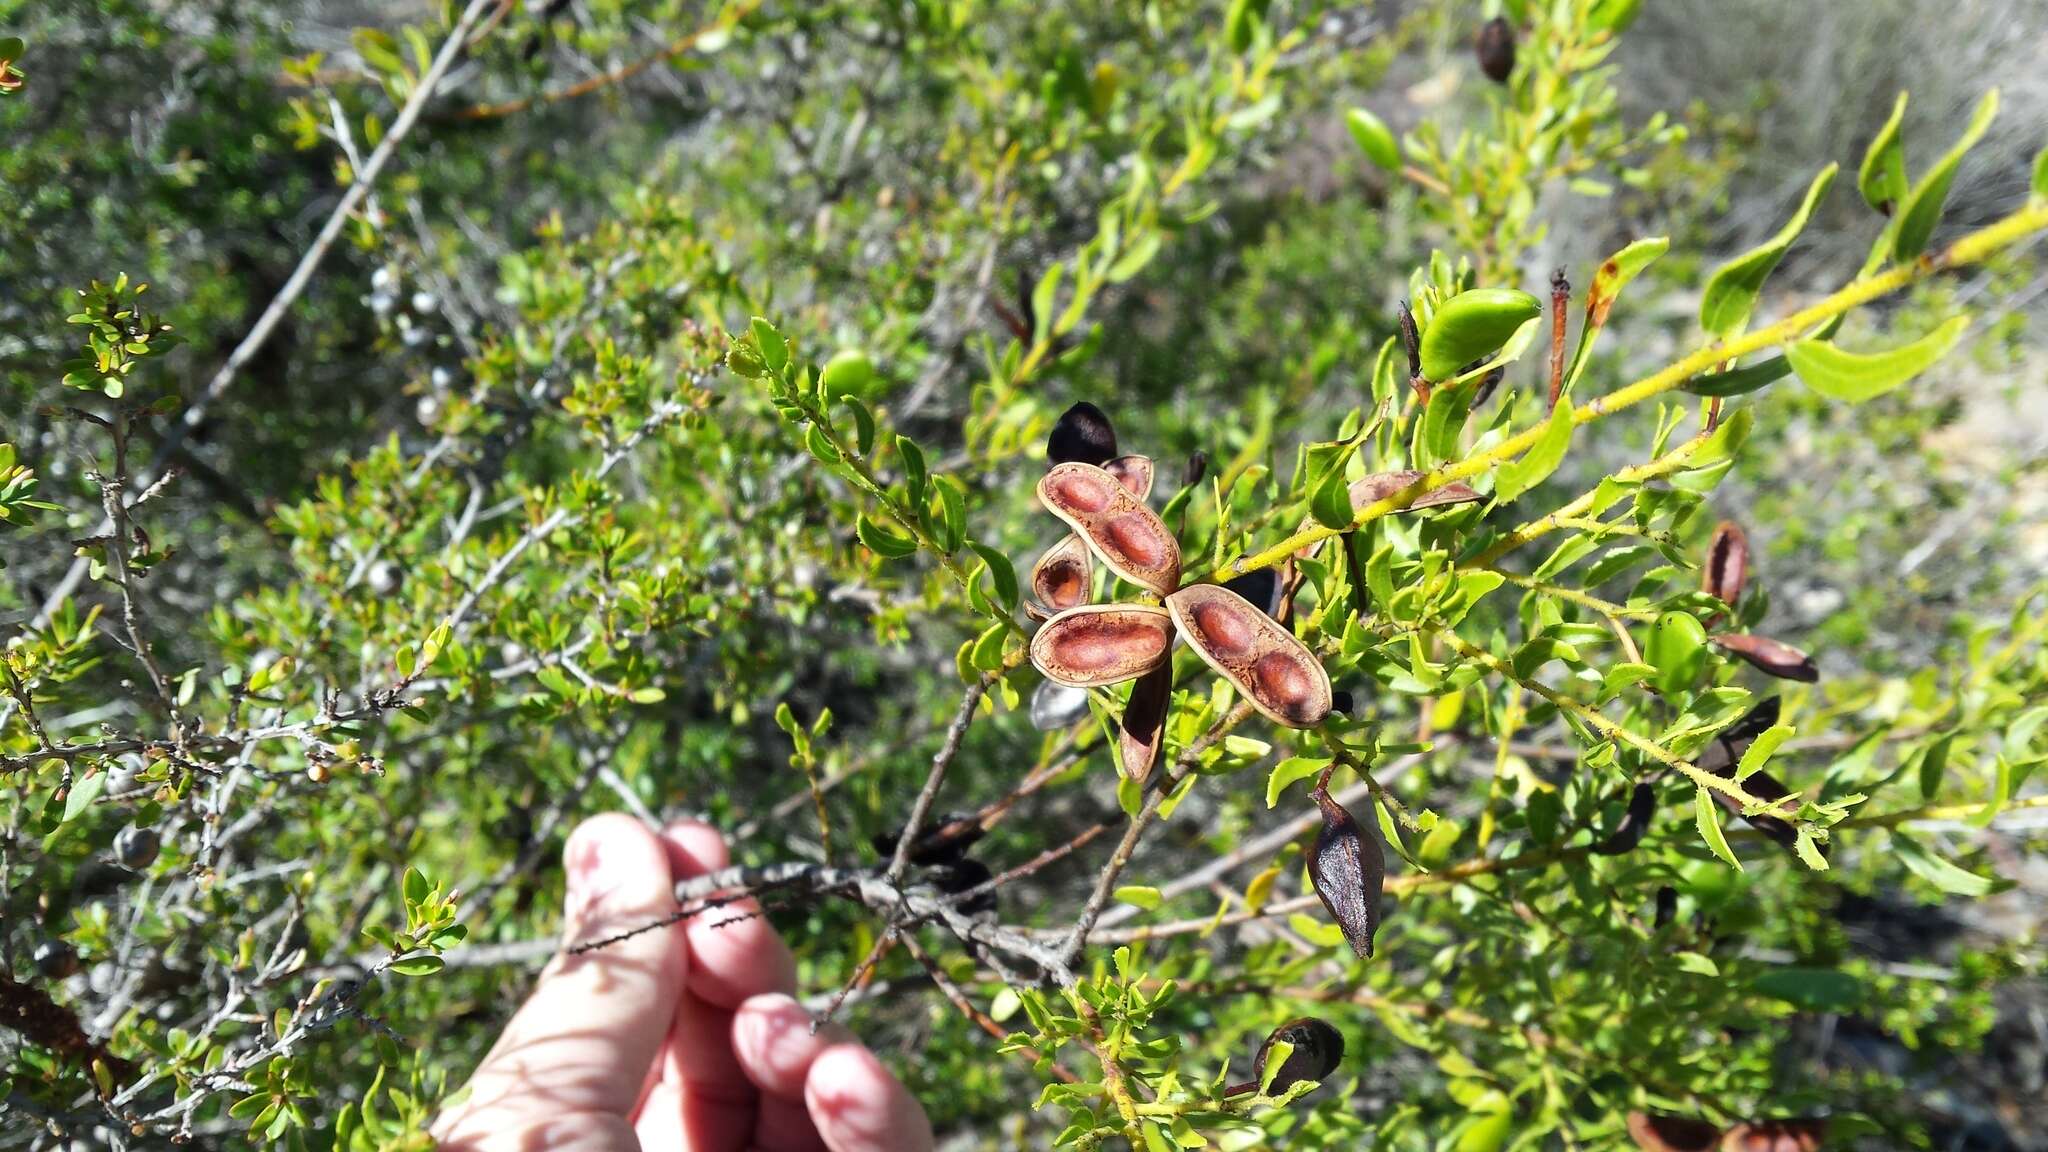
{"left": 2, "top": 2, "right": 2047, "bottom": 1149}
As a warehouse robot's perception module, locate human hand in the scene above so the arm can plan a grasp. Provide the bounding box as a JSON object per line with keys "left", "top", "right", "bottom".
{"left": 433, "top": 814, "right": 934, "bottom": 1151}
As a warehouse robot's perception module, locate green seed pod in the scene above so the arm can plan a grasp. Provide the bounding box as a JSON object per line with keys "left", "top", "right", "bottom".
{"left": 820, "top": 348, "right": 875, "bottom": 396}
{"left": 1418, "top": 288, "right": 1542, "bottom": 381}
{"left": 1645, "top": 610, "right": 1709, "bottom": 694}
{"left": 1345, "top": 107, "right": 1400, "bottom": 172}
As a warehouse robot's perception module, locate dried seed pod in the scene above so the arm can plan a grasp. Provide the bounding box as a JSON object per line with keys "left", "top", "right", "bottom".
{"left": 1627, "top": 1112, "right": 1723, "bottom": 1152}
{"left": 1220, "top": 567, "right": 1282, "bottom": 618}
{"left": 871, "top": 811, "right": 984, "bottom": 868}
{"left": 1346, "top": 470, "right": 1485, "bottom": 513}
{"left": 33, "top": 939, "right": 80, "bottom": 980}
{"left": 1227, "top": 1016, "right": 1346, "bottom": 1096}
{"left": 1103, "top": 454, "right": 1155, "bottom": 500}
{"left": 1029, "top": 533, "right": 1094, "bottom": 618}
{"left": 1183, "top": 450, "right": 1209, "bottom": 487}
{"left": 1039, "top": 463, "right": 1182, "bottom": 595}
{"left": 1030, "top": 679, "right": 1091, "bottom": 731}
{"left": 1118, "top": 665, "right": 1172, "bottom": 784}
{"left": 1713, "top": 634, "right": 1819, "bottom": 683}
{"left": 930, "top": 857, "right": 999, "bottom": 916}
{"left": 1719, "top": 1120, "right": 1826, "bottom": 1152}
{"left": 1653, "top": 884, "right": 1678, "bottom": 929}
{"left": 1029, "top": 604, "right": 1175, "bottom": 688}
{"left": 1167, "top": 584, "right": 1332, "bottom": 728}
{"left": 1703, "top": 520, "right": 1749, "bottom": 607}
{"left": 113, "top": 825, "right": 160, "bottom": 869}
{"left": 1475, "top": 16, "right": 1516, "bottom": 83}
{"left": 1593, "top": 782, "right": 1656, "bottom": 855}
{"left": 1307, "top": 776, "right": 1384, "bottom": 958}
{"left": 1046, "top": 401, "right": 1118, "bottom": 466}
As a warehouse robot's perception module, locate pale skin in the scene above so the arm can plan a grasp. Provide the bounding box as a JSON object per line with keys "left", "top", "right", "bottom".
{"left": 433, "top": 813, "right": 934, "bottom": 1152}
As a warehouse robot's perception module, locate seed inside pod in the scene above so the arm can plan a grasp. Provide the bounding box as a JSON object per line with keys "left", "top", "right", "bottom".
{"left": 1039, "top": 463, "right": 1183, "bottom": 595}
{"left": 1593, "top": 781, "right": 1656, "bottom": 855}
{"left": 1029, "top": 604, "right": 1174, "bottom": 688}
{"left": 1626, "top": 1112, "right": 1723, "bottom": 1152}
{"left": 1118, "top": 664, "right": 1171, "bottom": 784}
{"left": 1712, "top": 634, "right": 1819, "bottom": 683}
{"left": 1307, "top": 774, "right": 1384, "bottom": 958}
{"left": 1225, "top": 1016, "right": 1345, "bottom": 1097}
{"left": 1475, "top": 16, "right": 1516, "bottom": 83}
{"left": 1104, "top": 454, "right": 1155, "bottom": 500}
{"left": 1167, "top": 584, "right": 1332, "bottom": 727}
{"left": 1046, "top": 401, "right": 1118, "bottom": 466}
{"left": 1703, "top": 520, "right": 1749, "bottom": 607}
{"left": 1719, "top": 1119, "right": 1826, "bottom": 1152}
{"left": 1030, "top": 534, "right": 1094, "bottom": 616}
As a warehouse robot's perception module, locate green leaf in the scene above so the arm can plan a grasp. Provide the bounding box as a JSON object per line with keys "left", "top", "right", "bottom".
{"left": 968, "top": 543, "right": 1019, "bottom": 611}
{"left": 1857, "top": 91, "right": 1910, "bottom": 214}
{"left": 1751, "top": 966, "right": 1861, "bottom": 1012}
{"left": 1113, "top": 885, "right": 1162, "bottom": 910}
{"left": 1736, "top": 723, "right": 1795, "bottom": 780}
{"left": 1344, "top": 107, "right": 1400, "bottom": 172}
{"left": 749, "top": 317, "right": 788, "bottom": 373}
{"left": 1266, "top": 756, "right": 1331, "bottom": 808}
{"left": 1786, "top": 314, "right": 1970, "bottom": 403}
{"left": 2033, "top": 144, "right": 2048, "bottom": 200}
{"left": 1694, "top": 785, "right": 1742, "bottom": 871}
{"left": 1700, "top": 164, "right": 1837, "bottom": 339}
{"left": 1565, "top": 235, "right": 1669, "bottom": 389}
{"left": 1493, "top": 401, "right": 1574, "bottom": 504}
{"left": 1894, "top": 89, "right": 1998, "bottom": 260}
{"left": 388, "top": 955, "right": 445, "bottom": 977}
{"left": 402, "top": 866, "right": 428, "bottom": 907}
{"left": 1891, "top": 832, "right": 1996, "bottom": 896}
{"left": 1258, "top": 1039, "right": 1296, "bottom": 1093}
{"left": 1673, "top": 951, "right": 1719, "bottom": 977}
{"left": 62, "top": 770, "right": 105, "bottom": 822}
{"left": 1793, "top": 828, "right": 1829, "bottom": 872}
{"left": 1683, "top": 354, "right": 1791, "bottom": 397}
{"left": 1418, "top": 288, "right": 1543, "bottom": 381}
{"left": 855, "top": 511, "right": 918, "bottom": 559}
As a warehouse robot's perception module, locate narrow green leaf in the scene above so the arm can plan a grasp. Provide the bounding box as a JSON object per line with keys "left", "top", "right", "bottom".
{"left": 1894, "top": 89, "right": 1998, "bottom": 260}
{"left": 1891, "top": 832, "right": 1995, "bottom": 896}
{"left": 1683, "top": 354, "right": 1791, "bottom": 397}
{"left": 1113, "top": 885, "right": 1162, "bottom": 910}
{"left": 1565, "top": 235, "right": 1669, "bottom": 389}
{"left": 1857, "top": 91, "right": 1910, "bottom": 214}
{"left": 1344, "top": 107, "right": 1400, "bottom": 172}
{"left": 1694, "top": 785, "right": 1742, "bottom": 870}
{"left": 62, "top": 770, "right": 105, "bottom": 822}
{"left": 968, "top": 543, "right": 1019, "bottom": 611}
{"left": 1493, "top": 401, "right": 1574, "bottom": 504}
{"left": 1700, "top": 164, "right": 1836, "bottom": 339}
{"left": 855, "top": 511, "right": 918, "bottom": 559}
{"left": 1267, "top": 756, "right": 1332, "bottom": 809}
{"left": 1736, "top": 723, "right": 1795, "bottom": 781}
{"left": 1786, "top": 314, "right": 1969, "bottom": 403}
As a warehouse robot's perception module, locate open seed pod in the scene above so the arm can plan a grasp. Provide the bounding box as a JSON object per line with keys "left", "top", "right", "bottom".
{"left": 1703, "top": 520, "right": 1749, "bottom": 607}
{"left": 1627, "top": 1112, "right": 1723, "bottom": 1152}
{"left": 1349, "top": 469, "right": 1485, "bottom": 511}
{"left": 1039, "top": 462, "right": 1182, "bottom": 595}
{"left": 1104, "top": 454, "right": 1155, "bottom": 500}
{"left": 1719, "top": 1120, "right": 1826, "bottom": 1152}
{"left": 1713, "top": 634, "right": 1818, "bottom": 683}
{"left": 1028, "top": 533, "right": 1094, "bottom": 620}
{"left": 1046, "top": 401, "right": 1118, "bottom": 466}
{"left": 1117, "top": 664, "right": 1172, "bottom": 784}
{"left": 1593, "top": 781, "right": 1657, "bottom": 855}
{"left": 1307, "top": 775, "right": 1384, "bottom": 958}
{"left": 1226, "top": 1016, "right": 1345, "bottom": 1097}
{"left": 1029, "top": 604, "right": 1174, "bottom": 688}
{"left": 1166, "top": 584, "right": 1331, "bottom": 727}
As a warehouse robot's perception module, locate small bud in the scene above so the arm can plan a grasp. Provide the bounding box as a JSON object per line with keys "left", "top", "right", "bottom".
{"left": 1475, "top": 17, "right": 1516, "bottom": 83}
{"left": 1045, "top": 401, "right": 1118, "bottom": 466}
{"left": 1182, "top": 450, "right": 1209, "bottom": 488}
{"left": 114, "top": 826, "right": 160, "bottom": 869}
{"left": 307, "top": 761, "right": 330, "bottom": 784}
{"left": 33, "top": 939, "right": 80, "bottom": 979}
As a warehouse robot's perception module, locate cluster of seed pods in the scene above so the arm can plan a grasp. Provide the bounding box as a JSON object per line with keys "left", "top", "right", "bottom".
{"left": 1026, "top": 403, "right": 1335, "bottom": 784}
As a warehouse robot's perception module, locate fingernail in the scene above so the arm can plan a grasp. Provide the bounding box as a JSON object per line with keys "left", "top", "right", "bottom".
{"left": 565, "top": 829, "right": 633, "bottom": 919}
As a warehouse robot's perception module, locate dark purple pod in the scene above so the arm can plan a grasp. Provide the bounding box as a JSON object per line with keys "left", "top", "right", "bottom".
{"left": 1703, "top": 520, "right": 1749, "bottom": 608}
{"left": 1046, "top": 401, "right": 1118, "bottom": 466}
{"left": 1307, "top": 779, "right": 1384, "bottom": 958}
{"left": 1713, "top": 634, "right": 1818, "bottom": 683}
{"left": 1226, "top": 1016, "right": 1345, "bottom": 1097}
{"left": 1593, "top": 781, "right": 1656, "bottom": 855}
{"left": 1476, "top": 16, "right": 1516, "bottom": 83}
{"left": 871, "top": 811, "right": 984, "bottom": 868}
{"left": 1183, "top": 451, "right": 1209, "bottom": 488}
{"left": 1117, "top": 664, "right": 1171, "bottom": 784}
{"left": 1347, "top": 470, "right": 1485, "bottom": 513}
{"left": 1720, "top": 1119, "right": 1826, "bottom": 1152}
{"left": 1627, "top": 1112, "right": 1723, "bottom": 1152}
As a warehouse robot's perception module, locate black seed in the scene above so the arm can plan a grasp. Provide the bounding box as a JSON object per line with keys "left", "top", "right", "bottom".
{"left": 1220, "top": 568, "right": 1281, "bottom": 618}
{"left": 1653, "top": 885, "right": 1678, "bottom": 929}
{"left": 1331, "top": 690, "right": 1355, "bottom": 715}
{"left": 33, "top": 939, "right": 79, "bottom": 980}
{"left": 114, "top": 825, "right": 160, "bottom": 869}
{"left": 1476, "top": 17, "right": 1516, "bottom": 83}
{"left": 930, "top": 857, "right": 998, "bottom": 915}
{"left": 1046, "top": 402, "right": 1118, "bottom": 466}
{"left": 871, "top": 811, "right": 984, "bottom": 867}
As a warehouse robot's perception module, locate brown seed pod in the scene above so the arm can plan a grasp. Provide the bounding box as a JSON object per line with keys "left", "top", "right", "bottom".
{"left": 1475, "top": 16, "right": 1516, "bottom": 83}
{"left": 1307, "top": 774, "right": 1384, "bottom": 958}
{"left": 1719, "top": 1119, "right": 1826, "bottom": 1152}
{"left": 1703, "top": 520, "right": 1750, "bottom": 607}
{"left": 1593, "top": 781, "right": 1657, "bottom": 855}
{"left": 1348, "top": 470, "right": 1485, "bottom": 512}
{"left": 1166, "top": 584, "right": 1332, "bottom": 728}
{"left": 1705, "top": 755, "right": 1801, "bottom": 854}
{"left": 1183, "top": 450, "right": 1209, "bottom": 487}
{"left": 1627, "top": 1112, "right": 1723, "bottom": 1152}
{"left": 1226, "top": 1016, "right": 1346, "bottom": 1097}
{"left": 1039, "top": 463, "right": 1182, "bottom": 595}
{"left": 1046, "top": 401, "right": 1118, "bottom": 466}
{"left": 1029, "top": 533, "right": 1094, "bottom": 619}
{"left": 1029, "top": 604, "right": 1174, "bottom": 688}
{"left": 1117, "top": 664, "right": 1172, "bottom": 784}
{"left": 1104, "top": 454, "right": 1155, "bottom": 500}
{"left": 1712, "top": 634, "right": 1818, "bottom": 683}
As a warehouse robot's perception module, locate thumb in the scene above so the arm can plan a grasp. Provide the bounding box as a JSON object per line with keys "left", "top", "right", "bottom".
{"left": 434, "top": 814, "right": 686, "bottom": 1149}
